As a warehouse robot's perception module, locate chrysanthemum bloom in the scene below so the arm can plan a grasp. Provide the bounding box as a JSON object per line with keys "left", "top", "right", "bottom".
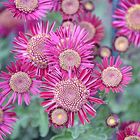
{"left": 99, "top": 46, "right": 112, "bottom": 58}
{"left": 113, "top": 0, "right": 140, "bottom": 47}
{"left": 94, "top": 56, "right": 132, "bottom": 93}
{"left": 106, "top": 114, "right": 120, "bottom": 128}
{"left": 0, "top": 99, "right": 17, "bottom": 140}
{"left": 3, "top": 0, "right": 53, "bottom": 20}
{"left": 77, "top": 13, "right": 104, "bottom": 43}
{"left": 53, "top": 0, "right": 84, "bottom": 19}
{"left": 114, "top": 36, "right": 130, "bottom": 53}
{"left": 13, "top": 21, "right": 55, "bottom": 79}
{"left": 46, "top": 25, "right": 94, "bottom": 72}
{"left": 0, "top": 61, "right": 41, "bottom": 106}
{"left": 41, "top": 68, "right": 105, "bottom": 127}
{"left": 48, "top": 107, "right": 69, "bottom": 128}
{"left": 117, "top": 123, "right": 140, "bottom": 140}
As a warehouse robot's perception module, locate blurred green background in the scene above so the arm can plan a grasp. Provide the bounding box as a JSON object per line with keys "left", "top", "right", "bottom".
{"left": 0, "top": 0, "right": 140, "bottom": 140}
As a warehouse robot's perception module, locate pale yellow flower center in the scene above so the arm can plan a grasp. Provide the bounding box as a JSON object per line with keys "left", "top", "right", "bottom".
{"left": 126, "top": 4, "right": 140, "bottom": 31}
{"left": 101, "top": 67, "right": 122, "bottom": 87}
{"left": 59, "top": 49, "right": 81, "bottom": 71}
{"left": 10, "top": 72, "right": 32, "bottom": 93}
{"left": 15, "top": 0, "right": 38, "bottom": 13}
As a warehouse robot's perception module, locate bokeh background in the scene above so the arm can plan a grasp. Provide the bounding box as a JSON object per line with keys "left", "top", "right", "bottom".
{"left": 0, "top": 0, "right": 140, "bottom": 140}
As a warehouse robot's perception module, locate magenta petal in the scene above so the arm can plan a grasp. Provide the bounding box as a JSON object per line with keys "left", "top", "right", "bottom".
{"left": 78, "top": 110, "right": 85, "bottom": 125}
{"left": 84, "top": 104, "right": 96, "bottom": 117}
{"left": 88, "top": 97, "right": 105, "bottom": 104}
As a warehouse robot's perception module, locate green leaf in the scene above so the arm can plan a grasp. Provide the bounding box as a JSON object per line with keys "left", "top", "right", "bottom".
{"left": 51, "top": 131, "right": 73, "bottom": 140}
{"left": 39, "top": 108, "right": 49, "bottom": 137}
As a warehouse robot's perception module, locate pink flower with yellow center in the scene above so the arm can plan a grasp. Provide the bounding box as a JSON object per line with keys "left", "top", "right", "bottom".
{"left": 117, "top": 122, "right": 140, "bottom": 140}
{"left": 77, "top": 13, "right": 104, "bottom": 43}
{"left": 113, "top": 0, "right": 140, "bottom": 47}
{"left": 0, "top": 99, "right": 17, "bottom": 140}
{"left": 94, "top": 56, "right": 132, "bottom": 93}
{"left": 46, "top": 25, "right": 95, "bottom": 72}
{"left": 13, "top": 21, "right": 55, "bottom": 79}
{"left": 41, "top": 68, "right": 105, "bottom": 127}
{"left": 3, "top": 0, "right": 53, "bottom": 20}
{"left": 0, "top": 61, "right": 41, "bottom": 106}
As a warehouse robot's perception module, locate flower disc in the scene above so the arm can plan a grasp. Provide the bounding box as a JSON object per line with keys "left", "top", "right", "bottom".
{"left": 15, "top": 0, "right": 38, "bottom": 13}
{"left": 27, "top": 34, "right": 49, "bottom": 68}
{"left": 114, "top": 36, "right": 129, "bottom": 52}
{"left": 126, "top": 4, "right": 140, "bottom": 31}
{"left": 101, "top": 67, "right": 123, "bottom": 87}
{"left": 124, "top": 136, "right": 140, "bottom": 140}
{"left": 54, "top": 78, "right": 89, "bottom": 112}
{"left": 59, "top": 49, "right": 81, "bottom": 71}
{"left": 50, "top": 108, "right": 68, "bottom": 126}
{"left": 9, "top": 72, "right": 32, "bottom": 93}
{"left": 83, "top": 1, "right": 94, "bottom": 11}
{"left": 61, "top": 0, "right": 80, "bottom": 15}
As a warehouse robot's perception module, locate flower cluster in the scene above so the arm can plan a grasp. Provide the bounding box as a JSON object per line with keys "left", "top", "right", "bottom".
{"left": 0, "top": 0, "right": 134, "bottom": 139}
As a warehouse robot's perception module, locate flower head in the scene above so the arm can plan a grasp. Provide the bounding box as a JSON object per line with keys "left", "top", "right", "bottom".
{"left": 106, "top": 114, "right": 120, "bottom": 128}
{"left": 54, "top": 0, "right": 84, "bottom": 19}
{"left": 99, "top": 46, "right": 112, "bottom": 58}
{"left": 117, "top": 122, "right": 140, "bottom": 140}
{"left": 41, "top": 68, "right": 105, "bottom": 127}
{"left": 94, "top": 56, "right": 132, "bottom": 93}
{"left": 77, "top": 13, "right": 104, "bottom": 43}
{"left": 114, "top": 36, "right": 130, "bottom": 53}
{"left": 3, "top": 0, "right": 53, "bottom": 20}
{"left": 0, "top": 99, "right": 17, "bottom": 140}
{"left": 113, "top": 0, "right": 140, "bottom": 47}
{"left": 0, "top": 60, "right": 41, "bottom": 106}
{"left": 49, "top": 107, "right": 68, "bottom": 128}
{"left": 13, "top": 21, "right": 55, "bottom": 79}
{"left": 82, "top": 0, "right": 94, "bottom": 12}
{"left": 46, "top": 25, "right": 94, "bottom": 72}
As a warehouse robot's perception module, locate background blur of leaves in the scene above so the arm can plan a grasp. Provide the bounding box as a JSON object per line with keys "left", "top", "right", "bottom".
{"left": 0, "top": 0, "right": 140, "bottom": 140}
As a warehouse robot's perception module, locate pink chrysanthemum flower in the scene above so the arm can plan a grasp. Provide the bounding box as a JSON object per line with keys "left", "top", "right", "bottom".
{"left": 77, "top": 13, "right": 104, "bottom": 43}
{"left": 0, "top": 99, "right": 17, "bottom": 140}
{"left": 53, "top": 0, "right": 84, "bottom": 19}
{"left": 113, "top": 0, "right": 140, "bottom": 47}
{"left": 117, "top": 123, "right": 140, "bottom": 140}
{"left": 46, "top": 25, "right": 94, "bottom": 72}
{"left": 94, "top": 56, "right": 132, "bottom": 93}
{"left": 41, "top": 68, "right": 105, "bottom": 127}
{"left": 13, "top": 21, "right": 55, "bottom": 79}
{"left": 0, "top": 61, "right": 41, "bottom": 106}
{"left": 3, "top": 0, "right": 53, "bottom": 20}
